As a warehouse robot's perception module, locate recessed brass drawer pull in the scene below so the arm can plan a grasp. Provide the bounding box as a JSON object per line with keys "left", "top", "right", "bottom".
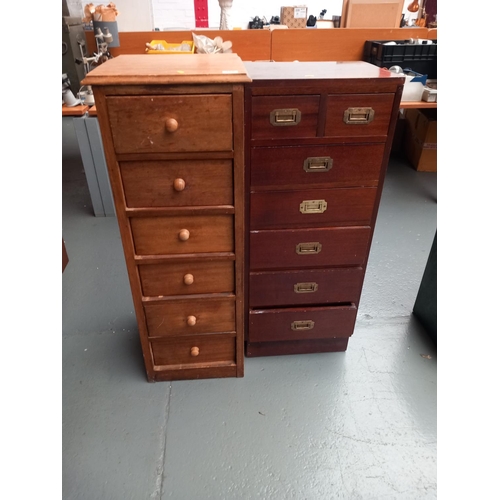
{"left": 296, "top": 242, "right": 322, "bottom": 255}
{"left": 291, "top": 320, "right": 315, "bottom": 331}
{"left": 343, "top": 107, "right": 375, "bottom": 124}
{"left": 294, "top": 282, "right": 319, "bottom": 293}
{"left": 299, "top": 199, "right": 327, "bottom": 214}
{"left": 270, "top": 108, "right": 302, "bottom": 126}
{"left": 303, "top": 157, "right": 333, "bottom": 173}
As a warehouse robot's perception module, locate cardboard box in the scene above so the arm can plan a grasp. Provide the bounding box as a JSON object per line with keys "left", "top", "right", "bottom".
{"left": 341, "top": 0, "right": 404, "bottom": 28}
{"left": 280, "top": 6, "right": 308, "bottom": 28}
{"left": 403, "top": 109, "right": 437, "bottom": 172}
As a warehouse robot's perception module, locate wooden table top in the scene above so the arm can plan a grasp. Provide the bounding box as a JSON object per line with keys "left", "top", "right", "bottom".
{"left": 62, "top": 103, "right": 89, "bottom": 116}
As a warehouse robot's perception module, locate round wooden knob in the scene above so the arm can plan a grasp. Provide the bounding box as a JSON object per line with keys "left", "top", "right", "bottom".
{"left": 190, "top": 346, "right": 200, "bottom": 357}
{"left": 173, "top": 178, "right": 185, "bottom": 192}
{"left": 165, "top": 118, "right": 178, "bottom": 132}
{"left": 184, "top": 274, "right": 194, "bottom": 285}
{"left": 178, "top": 229, "right": 190, "bottom": 241}
{"left": 187, "top": 315, "right": 197, "bottom": 326}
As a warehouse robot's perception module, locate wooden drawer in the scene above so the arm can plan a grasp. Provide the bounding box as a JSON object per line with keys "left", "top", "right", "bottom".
{"left": 324, "top": 94, "right": 394, "bottom": 138}
{"left": 248, "top": 305, "right": 357, "bottom": 342}
{"left": 151, "top": 334, "right": 236, "bottom": 368}
{"left": 249, "top": 267, "right": 364, "bottom": 308}
{"left": 250, "top": 226, "right": 371, "bottom": 270}
{"left": 139, "top": 260, "right": 234, "bottom": 297}
{"left": 250, "top": 144, "right": 386, "bottom": 189}
{"left": 251, "top": 95, "right": 320, "bottom": 140}
{"left": 106, "top": 94, "right": 233, "bottom": 154}
{"left": 130, "top": 215, "right": 234, "bottom": 256}
{"left": 144, "top": 298, "right": 235, "bottom": 337}
{"left": 121, "top": 160, "right": 233, "bottom": 208}
{"left": 250, "top": 188, "right": 377, "bottom": 229}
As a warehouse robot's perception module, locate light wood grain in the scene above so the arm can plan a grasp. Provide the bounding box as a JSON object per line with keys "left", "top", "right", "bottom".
{"left": 139, "top": 260, "right": 234, "bottom": 297}
{"left": 150, "top": 334, "right": 236, "bottom": 367}
{"left": 107, "top": 94, "right": 233, "bottom": 154}
{"left": 83, "top": 54, "right": 251, "bottom": 86}
{"left": 270, "top": 27, "right": 430, "bottom": 61}
{"left": 144, "top": 297, "right": 235, "bottom": 337}
{"left": 120, "top": 160, "right": 234, "bottom": 207}
{"left": 130, "top": 214, "right": 234, "bottom": 256}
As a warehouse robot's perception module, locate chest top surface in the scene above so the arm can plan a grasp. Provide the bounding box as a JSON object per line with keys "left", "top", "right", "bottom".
{"left": 82, "top": 53, "right": 251, "bottom": 86}
{"left": 244, "top": 61, "right": 405, "bottom": 83}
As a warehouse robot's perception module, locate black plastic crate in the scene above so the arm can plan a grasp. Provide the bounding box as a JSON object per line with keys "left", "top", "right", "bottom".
{"left": 363, "top": 39, "right": 437, "bottom": 79}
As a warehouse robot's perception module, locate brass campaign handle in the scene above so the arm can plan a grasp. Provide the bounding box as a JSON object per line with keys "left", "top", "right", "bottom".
{"left": 291, "top": 320, "right": 315, "bottom": 331}
{"left": 299, "top": 199, "right": 327, "bottom": 214}
{"left": 303, "top": 157, "right": 333, "bottom": 173}
{"left": 296, "top": 242, "right": 322, "bottom": 255}
{"left": 343, "top": 107, "right": 375, "bottom": 124}
{"left": 294, "top": 282, "right": 319, "bottom": 294}
{"left": 270, "top": 108, "right": 302, "bottom": 126}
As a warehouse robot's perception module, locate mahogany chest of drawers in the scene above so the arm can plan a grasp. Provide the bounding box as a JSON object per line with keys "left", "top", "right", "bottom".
{"left": 243, "top": 62, "right": 404, "bottom": 357}
{"left": 83, "top": 54, "right": 250, "bottom": 381}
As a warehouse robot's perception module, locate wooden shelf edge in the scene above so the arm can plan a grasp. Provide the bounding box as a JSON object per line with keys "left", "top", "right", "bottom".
{"left": 400, "top": 101, "right": 437, "bottom": 109}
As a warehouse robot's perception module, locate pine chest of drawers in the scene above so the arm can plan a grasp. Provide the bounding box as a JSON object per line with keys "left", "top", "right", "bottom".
{"left": 243, "top": 62, "right": 404, "bottom": 357}
{"left": 83, "top": 54, "right": 250, "bottom": 381}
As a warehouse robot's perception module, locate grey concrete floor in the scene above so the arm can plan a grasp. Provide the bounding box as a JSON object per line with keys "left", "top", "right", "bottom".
{"left": 62, "top": 117, "right": 437, "bottom": 499}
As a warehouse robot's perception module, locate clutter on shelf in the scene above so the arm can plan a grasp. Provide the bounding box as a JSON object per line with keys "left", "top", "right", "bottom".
{"left": 82, "top": 2, "right": 119, "bottom": 22}
{"left": 192, "top": 33, "right": 233, "bottom": 54}
{"left": 145, "top": 40, "right": 195, "bottom": 54}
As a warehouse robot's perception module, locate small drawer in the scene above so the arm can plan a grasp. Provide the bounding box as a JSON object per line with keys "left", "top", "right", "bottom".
{"left": 249, "top": 267, "right": 364, "bottom": 308}
{"left": 250, "top": 226, "right": 371, "bottom": 270}
{"left": 130, "top": 215, "right": 234, "bottom": 256}
{"left": 151, "top": 334, "right": 236, "bottom": 368}
{"left": 251, "top": 95, "right": 320, "bottom": 140}
{"left": 250, "top": 188, "right": 377, "bottom": 229}
{"left": 106, "top": 94, "right": 233, "bottom": 154}
{"left": 121, "top": 160, "right": 233, "bottom": 208}
{"left": 250, "top": 144, "right": 386, "bottom": 189}
{"left": 248, "top": 305, "right": 357, "bottom": 342}
{"left": 144, "top": 298, "right": 235, "bottom": 337}
{"left": 139, "top": 260, "right": 234, "bottom": 297}
{"left": 324, "top": 94, "right": 394, "bottom": 138}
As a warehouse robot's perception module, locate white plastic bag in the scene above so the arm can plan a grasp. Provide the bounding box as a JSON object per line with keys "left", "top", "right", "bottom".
{"left": 192, "top": 33, "right": 232, "bottom": 54}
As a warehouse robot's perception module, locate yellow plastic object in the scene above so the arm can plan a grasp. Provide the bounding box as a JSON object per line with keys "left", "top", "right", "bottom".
{"left": 145, "top": 40, "right": 195, "bottom": 54}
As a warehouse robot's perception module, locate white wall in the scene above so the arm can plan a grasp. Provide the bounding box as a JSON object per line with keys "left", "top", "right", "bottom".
{"left": 152, "top": 1, "right": 345, "bottom": 30}
{"left": 71, "top": 0, "right": 423, "bottom": 32}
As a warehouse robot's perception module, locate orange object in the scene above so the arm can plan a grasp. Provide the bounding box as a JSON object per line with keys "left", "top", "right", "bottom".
{"left": 407, "top": 0, "right": 420, "bottom": 12}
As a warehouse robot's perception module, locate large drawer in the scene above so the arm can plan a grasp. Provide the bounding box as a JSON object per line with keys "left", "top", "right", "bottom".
{"left": 121, "top": 160, "right": 233, "bottom": 208}
{"left": 250, "top": 144, "right": 386, "bottom": 189}
{"left": 250, "top": 226, "right": 371, "bottom": 270}
{"left": 139, "top": 260, "right": 234, "bottom": 297}
{"left": 324, "top": 94, "right": 394, "bottom": 138}
{"left": 249, "top": 267, "right": 364, "bottom": 308}
{"left": 151, "top": 334, "right": 236, "bottom": 368}
{"left": 250, "top": 188, "right": 377, "bottom": 229}
{"left": 248, "top": 304, "right": 357, "bottom": 342}
{"left": 251, "top": 95, "right": 320, "bottom": 140}
{"left": 144, "top": 298, "right": 235, "bottom": 337}
{"left": 106, "top": 94, "right": 233, "bottom": 154}
{"left": 130, "top": 215, "right": 234, "bottom": 255}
